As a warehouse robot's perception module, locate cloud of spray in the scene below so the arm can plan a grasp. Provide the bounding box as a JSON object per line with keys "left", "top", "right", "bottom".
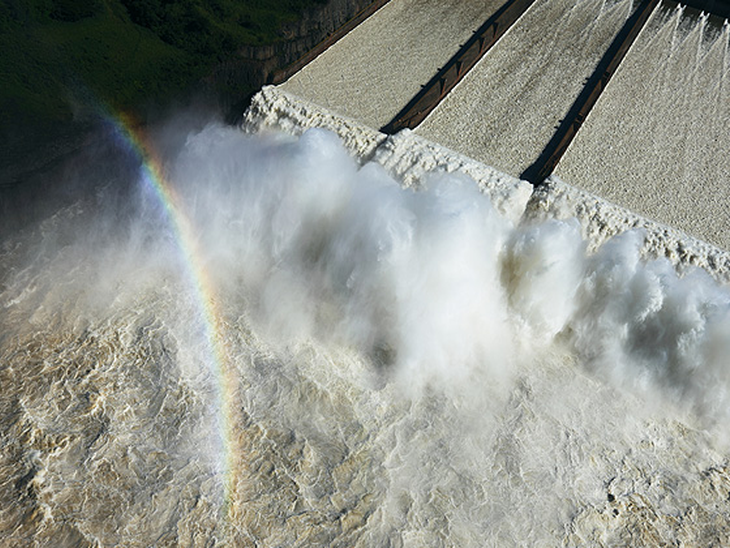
{"left": 6, "top": 118, "right": 730, "bottom": 423}
{"left": 167, "top": 126, "right": 516, "bottom": 395}
{"left": 6, "top": 115, "right": 730, "bottom": 544}
{"left": 572, "top": 230, "right": 730, "bottom": 418}
{"left": 148, "top": 121, "right": 730, "bottom": 424}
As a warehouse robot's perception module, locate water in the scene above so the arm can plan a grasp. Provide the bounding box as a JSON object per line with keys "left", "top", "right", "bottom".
{"left": 415, "top": 0, "right": 636, "bottom": 178}
{"left": 3, "top": 119, "right": 730, "bottom": 546}
{"left": 556, "top": 2, "right": 730, "bottom": 249}
{"left": 281, "top": 0, "right": 508, "bottom": 130}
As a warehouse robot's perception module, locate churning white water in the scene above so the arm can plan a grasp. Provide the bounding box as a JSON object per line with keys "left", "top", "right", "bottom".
{"left": 2, "top": 122, "right": 730, "bottom": 546}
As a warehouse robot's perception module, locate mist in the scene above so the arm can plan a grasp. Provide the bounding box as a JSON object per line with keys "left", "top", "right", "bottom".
{"left": 3, "top": 116, "right": 730, "bottom": 545}
{"left": 161, "top": 122, "right": 730, "bottom": 417}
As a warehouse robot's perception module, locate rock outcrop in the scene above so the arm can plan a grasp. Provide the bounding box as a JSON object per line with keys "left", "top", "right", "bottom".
{"left": 212, "top": 0, "right": 385, "bottom": 116}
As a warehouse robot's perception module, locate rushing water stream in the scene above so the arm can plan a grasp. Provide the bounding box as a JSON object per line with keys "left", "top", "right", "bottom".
{"left": 557, "top": 1, "right": 730, "bottom": 250}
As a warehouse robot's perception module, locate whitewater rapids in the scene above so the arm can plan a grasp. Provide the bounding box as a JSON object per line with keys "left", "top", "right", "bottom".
{"left": 2, "top": 120, "right": 730, "bottom": 546}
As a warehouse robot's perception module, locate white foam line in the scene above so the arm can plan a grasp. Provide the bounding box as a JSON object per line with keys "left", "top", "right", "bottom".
{"left": 243, "top": 85, "right": 386, "bottom": 160}
{"left": 528, "top": 176, "right": 730, "bottom": 284}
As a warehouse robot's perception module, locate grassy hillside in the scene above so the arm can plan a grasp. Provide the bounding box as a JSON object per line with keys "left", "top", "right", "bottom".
{"left": 0, "top": 0, "right": 326, "bottom": 128}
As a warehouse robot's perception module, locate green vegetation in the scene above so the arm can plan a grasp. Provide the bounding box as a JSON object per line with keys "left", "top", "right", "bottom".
{"left": 0, "top": 0, "right": 327, "bottom": 128}
{"left": 120, "top": 0, "right": 327, "bottom": 55}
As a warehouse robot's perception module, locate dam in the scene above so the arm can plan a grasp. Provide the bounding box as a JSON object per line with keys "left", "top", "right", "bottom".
{"left": 1, "top": 0, "right": 730, "bottom": 546}
{"left": 281, "top": 0, "right": 730, "bottom": 249}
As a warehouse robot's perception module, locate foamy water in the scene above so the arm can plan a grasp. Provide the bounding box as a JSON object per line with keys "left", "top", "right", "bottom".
{"left": 2, "top": 122, "right": 730, "bottom": 546}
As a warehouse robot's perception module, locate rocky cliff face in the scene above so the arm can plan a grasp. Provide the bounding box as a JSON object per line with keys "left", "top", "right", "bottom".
{"left": 212, "top": 0, "right": 383, "bottom": 117}
{"left": 241, "top": 0, "right": 377, "bottom": 67}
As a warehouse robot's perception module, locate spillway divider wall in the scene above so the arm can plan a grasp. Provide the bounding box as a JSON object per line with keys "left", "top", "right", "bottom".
{"left": 380, "top": 0, "right": 539, "bottom": 134}
{"left": 520, "top": 0, "right": 661, "bottom": 185}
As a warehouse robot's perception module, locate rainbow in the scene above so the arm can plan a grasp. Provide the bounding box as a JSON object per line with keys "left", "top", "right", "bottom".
{"left": 105, "top": 112, "right": 242, "bottom": 525}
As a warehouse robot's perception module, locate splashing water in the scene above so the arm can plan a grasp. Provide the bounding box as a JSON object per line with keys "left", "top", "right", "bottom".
{"left": 2, "top": 121, "right": 730, "bottom": 546}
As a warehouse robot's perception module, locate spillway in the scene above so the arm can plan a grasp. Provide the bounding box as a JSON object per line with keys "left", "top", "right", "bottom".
{"left": 555, "top": 3, "right": 730, "bottom": 249}
{"left": 281, "top": 0, "right": 509, "bottom": 130}
{"left": 415, "top": 0, "right": 635, "bottom": 178}
{"left": 3, "top": 0, "right": 730, "bottom": 546}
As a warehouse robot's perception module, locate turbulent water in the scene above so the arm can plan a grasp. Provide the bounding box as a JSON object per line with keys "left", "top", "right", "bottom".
{"left": 3, "top": 121, "right": 730, "bottom": 546}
